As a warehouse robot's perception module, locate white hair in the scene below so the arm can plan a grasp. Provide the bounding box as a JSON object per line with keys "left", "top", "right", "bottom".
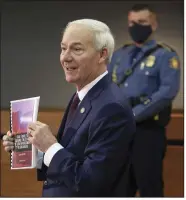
{"left": 64, "top": 19, "right": 115, "bottom": 63}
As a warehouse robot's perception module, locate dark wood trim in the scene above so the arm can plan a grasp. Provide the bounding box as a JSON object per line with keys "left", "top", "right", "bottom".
{"left": 167, "top": 139, "right": 184, "bottom": 146}
{"left": 172, "top": 109, "right": 184, "bottom": 114}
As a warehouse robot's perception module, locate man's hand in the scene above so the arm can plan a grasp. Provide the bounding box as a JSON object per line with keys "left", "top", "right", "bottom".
{"left": 2, "top": 131, "right": 15, "bottom": 152}
{"left": 27, "top": 121, "right": 57, "bottom": 153}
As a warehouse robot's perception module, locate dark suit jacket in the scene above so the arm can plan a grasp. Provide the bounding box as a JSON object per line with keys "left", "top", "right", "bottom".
{"left": 37, "top": 75, "right": 136, "bottom": 197}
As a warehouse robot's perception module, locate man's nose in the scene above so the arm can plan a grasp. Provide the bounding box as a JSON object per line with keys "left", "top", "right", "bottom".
{"left": 62, "top": 50, "right": 73, "bottom": 62}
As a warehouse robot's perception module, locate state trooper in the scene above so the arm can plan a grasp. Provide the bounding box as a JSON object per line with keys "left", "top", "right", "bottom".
{"left": 108, "top": 4, "right": 180, "bottom": 197}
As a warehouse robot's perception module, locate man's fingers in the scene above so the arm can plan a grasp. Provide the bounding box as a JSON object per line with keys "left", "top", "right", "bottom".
{"left": 3, "top": 140, "right": 14, "bottom": 147}
{"left": 7, "top": 131, "right": 14, "bottom": 138}
{"left": 5, "top": 146, "right": 14, "bottom": 152}
{"left": 7, "top": 137, "right": 14, "bottom": 142}
{"left": 3, "top": 135, "right": 14, "bottom": 141}
{"left": 35, "top": 121, "right": 44, "bottom": 126}
{"left": 2, "top": 135, "right": 8, "bottom": 141}
{"left": 27, "top": 128, "right": 33, "bottom": 137}
{"left": 7, "top": 131, "right": 13, "bottom": 137}
{"left": 28, "top": 136, "right": 34, "bottom": 144}
{"left": 27, "top": 122, "right": 40, "bottom": 137}
{"left": 28, "top": 122, "right": 37, "bottom": 131}
{"left": 2, "top": 134, "right": 14, "bottom": 142}
{"left": 3, "top": 132, "right": 15, "bottom": 152}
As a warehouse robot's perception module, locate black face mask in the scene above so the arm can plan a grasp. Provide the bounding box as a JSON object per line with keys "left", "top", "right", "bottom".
{"left": 129, "top": 23, "right": 152, "bottom": 44}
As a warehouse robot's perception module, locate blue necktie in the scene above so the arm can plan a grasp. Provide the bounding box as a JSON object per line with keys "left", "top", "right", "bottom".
{"left": 131, "top": 46, "right": 141, "bottom": 64}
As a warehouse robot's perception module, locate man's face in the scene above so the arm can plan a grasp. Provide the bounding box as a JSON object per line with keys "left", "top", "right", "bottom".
{"left": 128, "top": 10, "right": 157, "bottom": 31}
{"left": 60, "top": 24, "right": 101, "bottom": 90}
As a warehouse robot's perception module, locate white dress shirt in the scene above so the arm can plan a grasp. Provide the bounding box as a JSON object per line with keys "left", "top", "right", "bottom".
{"left": 40, "top": 71, "right": 108, "bottom": 167}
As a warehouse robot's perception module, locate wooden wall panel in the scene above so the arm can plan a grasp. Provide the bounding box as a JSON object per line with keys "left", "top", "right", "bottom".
{"left": 0, "top": 110, "right": 184, "bottom": 197}
{"left": 1, "top": 110, "right": 183, "bottom": 140}
{"left": 163, "top": 146, "right": 184, "bottom": 197}
{"left": 166, "top": 113, "right": 184, "bottom": 140}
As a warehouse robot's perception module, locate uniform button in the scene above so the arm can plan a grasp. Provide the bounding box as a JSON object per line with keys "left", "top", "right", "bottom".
{"left": 44, "top": 181, "right": 48, "bottom": 185}
{"left": 145, "top": 71, "right": 150, "bottom": 75}
{"left": 124, "top": 82, "right": 128, "bottom": 87}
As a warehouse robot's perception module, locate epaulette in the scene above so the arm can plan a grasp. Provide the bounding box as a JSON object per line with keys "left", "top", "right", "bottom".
{"left": 157, "top": 42, "right": 176, "bottom": 52}
{"left": 122, "top": 42, "right": 133, "bottom": 49}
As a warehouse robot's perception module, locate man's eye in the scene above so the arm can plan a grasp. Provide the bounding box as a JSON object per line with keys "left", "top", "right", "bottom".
{"left": 75, "top": 48, "right": 81, "bottom": 51}
{"left": 61, "top": 47, "right": 66, "bottom": 51}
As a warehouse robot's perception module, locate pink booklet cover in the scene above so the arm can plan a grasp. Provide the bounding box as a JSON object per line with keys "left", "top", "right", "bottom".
{"left": 10, "top": 96, "right": 40, "bottom": 169}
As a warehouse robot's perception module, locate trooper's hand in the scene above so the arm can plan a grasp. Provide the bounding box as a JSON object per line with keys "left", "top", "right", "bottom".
{"left": 2, "top": 131, "right": 14, "bottom": 152}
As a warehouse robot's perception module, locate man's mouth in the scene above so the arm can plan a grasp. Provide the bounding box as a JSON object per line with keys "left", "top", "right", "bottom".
{"left": 66, "top": 67, "right": 77, "bottom": 71}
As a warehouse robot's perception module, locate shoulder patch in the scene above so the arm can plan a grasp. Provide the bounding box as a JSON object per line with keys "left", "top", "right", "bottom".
{"left": 169, "top": 57, "right": 179, "bottom": 69}
{"left": 157, "top": 42, "right": 175, "bottom": 52}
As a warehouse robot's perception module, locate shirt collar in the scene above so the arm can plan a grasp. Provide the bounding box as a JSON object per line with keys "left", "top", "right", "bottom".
{"left": 77, "top": 71, "right": 108, "bottom": 101}
{"left": 141, "top": 39, "right": 157, "bottom": 52}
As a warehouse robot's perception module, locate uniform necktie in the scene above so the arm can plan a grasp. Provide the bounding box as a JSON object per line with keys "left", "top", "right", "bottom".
{"left": 66, "top": 93, "right": 80, "bottom": 126}
{"left": 131, "top": 46, "right": 141, "bottom": 63}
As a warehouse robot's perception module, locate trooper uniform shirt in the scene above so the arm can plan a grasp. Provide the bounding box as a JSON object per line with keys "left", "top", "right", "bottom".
{"left": 108, "top": 40, "right": 180, "bottom": 123}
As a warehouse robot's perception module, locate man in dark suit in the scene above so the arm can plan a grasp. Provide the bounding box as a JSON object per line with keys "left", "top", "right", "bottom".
{"left": 3, "top": 19, "right": 135, "bottom": 197}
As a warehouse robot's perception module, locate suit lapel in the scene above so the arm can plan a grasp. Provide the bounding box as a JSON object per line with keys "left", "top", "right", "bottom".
{"left": 61, "top": 99, "right": 91, "bottom": 147}
{"left": 61, "top": 74, "right": 110, "bottom": 147}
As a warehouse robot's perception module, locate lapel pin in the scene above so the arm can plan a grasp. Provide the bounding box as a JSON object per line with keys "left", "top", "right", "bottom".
{"left": 80, "top": 107, "right": 85, "bottom": 113}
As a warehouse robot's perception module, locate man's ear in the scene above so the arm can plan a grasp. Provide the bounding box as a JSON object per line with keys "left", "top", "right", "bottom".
{"left": 152, "top": 20, "right": 158, "bottom": 31}
{"left": 98, "top": 48, "right": 108, "bottom": 64}
{"left": 151, "top": 13, "right": 158, "bottom": 31}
